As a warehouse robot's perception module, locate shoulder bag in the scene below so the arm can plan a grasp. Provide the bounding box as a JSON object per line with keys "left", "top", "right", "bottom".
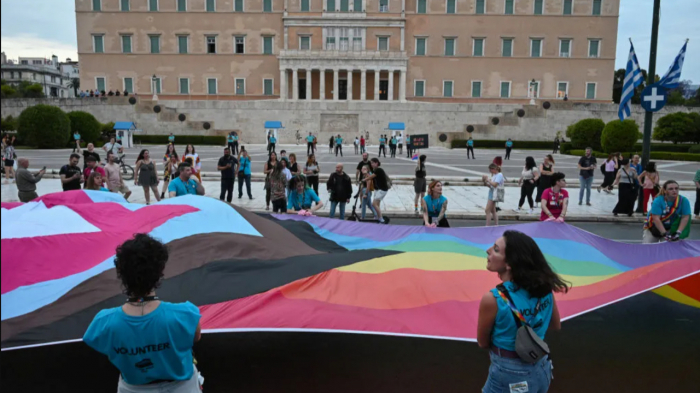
{"left": 496, "top": 284, "right": 550, "bottom": 364}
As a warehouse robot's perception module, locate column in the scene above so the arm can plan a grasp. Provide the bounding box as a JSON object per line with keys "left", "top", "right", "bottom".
{"left": 333, "top": 68, "right": 339, "bottom": 101}
{"left": 360, "top": 69, "right": 367, "bottom": 101}
{"left": 387, "top": 69, "right": 394, "bottom": 101}
{"left": 319, "top": 69, "right": 325, "bottom": 100}
{"left": 280, "top": 69, "right": 287, "bottom": 101}
{"left": 400, "top": 27, "right": 405, "bottom": 51}
{"left": 284, "top": 27, "right": 289, "bottom": 50}
{"left": 347, "top": 70, "right": 353, "bottom": 101}
{"left": 306, "top": 69, "right": 312, "bottom": 100}
{"left": 374, "top": 69, "right": 380, "bottom": 101}
{"left": 399, "top": 69, "right": 407, "bottom": 102}
{"left": 292, "top": 68, "right": 299, "bottom": 101}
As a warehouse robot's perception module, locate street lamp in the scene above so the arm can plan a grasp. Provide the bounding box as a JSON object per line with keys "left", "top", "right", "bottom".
{"left": 152, "top": 74, "right": 158, "bottom": 101}
{"left": 529, "top": 78, "right": 537, "bottom": 105}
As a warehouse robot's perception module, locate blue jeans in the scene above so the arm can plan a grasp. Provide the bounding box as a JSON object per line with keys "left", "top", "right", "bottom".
{"left": 361, "top": 190, "right": 378, "bottom": 219}
{"left": 238, "top": 173, "right": 252, "bottom": 198}
{"left": 483, "top": 352, "right": 552, "bottom": 393}
{"left": 329, "top": 201, "right": 346, "bottom": 220}
{"left": 579, "top": 175, "right": 593, "bottom": 203}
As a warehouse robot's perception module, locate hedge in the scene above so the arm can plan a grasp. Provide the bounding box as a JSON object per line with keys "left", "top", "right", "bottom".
{"left": 569, "top": 150, "right": 700, "bottom": 162}
{"left": 17, "top": 105, "right": 71, "bottom": 149}
{"left": 567, "top": 119, "right": 605, "bottom": 150}
{"left": 689, "top": 145, "right": 700, "bottom": 154}
{"left": 451, "top": 140, "right": 557, "bottom": 149}
{"left": 134, "top": 135, "right": 226, "bottom": 145}
{"left": 66, "top": 111, "right": 101, "bottom": 146}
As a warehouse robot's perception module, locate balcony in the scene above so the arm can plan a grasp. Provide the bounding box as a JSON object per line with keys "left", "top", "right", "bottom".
{"left": 280, "top": 49, "right": 407, "bottom": 60}
{"left": 279, "top": 49, "right": 408, "bottom": 71}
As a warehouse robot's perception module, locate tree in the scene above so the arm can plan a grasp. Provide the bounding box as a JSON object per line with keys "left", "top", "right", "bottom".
{"left": 68, "top": 78, "right": 80, "bottom": 97}
{"left": 612, "top": 68, "right": 660, "bottom": 105}
{"left": 568, "top": 118, "right": 605, "bottom": 150}
{"left": 17, "top": 105, "right": 71, "bottom": 149}
{"left": 666, "top": 90, "right": 687, "bottom": 106}
{"left": 1, "top": 85, "right": 17, "bottom": 98}
{"left": 653, "top": 112, "right": 695, "bottom": 144}
{"left": 687, "top": 112, "right": 700, "bottom": 144}
{"left": 66, "top": 111, "right": 101, "bottom": 145}
{"left": 1, "top": 115, "right": 18, "bottom": 132}
{"left": 601, "top": 119, "right": 639, "bottom": 153}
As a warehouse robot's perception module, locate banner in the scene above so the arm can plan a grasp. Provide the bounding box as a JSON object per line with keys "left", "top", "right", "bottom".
{"left": 411, "top": 134, "right": 429, "bottom": 149}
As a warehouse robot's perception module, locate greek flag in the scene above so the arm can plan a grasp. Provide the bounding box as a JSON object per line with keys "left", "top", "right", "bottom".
{"left": 658, "top": 41, "right": 688, "bottom": 89}
{"left": 618, "top": 41, "right": 644, "bottom": 121}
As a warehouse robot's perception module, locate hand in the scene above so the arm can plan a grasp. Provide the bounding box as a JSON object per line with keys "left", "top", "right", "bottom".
{"left": 545, "top": 217, "right": 556, "bottom": 222}
{"left": 665, "top": 232, "right": 680, "bottom": 242}
{"left": 425, "top": 223, "right": 437, "bottom": 228}
{"left": 297, "top": 209, "right": 308, "bottom": 216}
{"left": 134, "top": 181, "right": 138, "bottom": 186}
{"left": 555, "top": 216, "right": 565, "bottom": 223}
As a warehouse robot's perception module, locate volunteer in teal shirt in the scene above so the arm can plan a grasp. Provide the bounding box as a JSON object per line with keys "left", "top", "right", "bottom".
{"left": 238, "top": 150, "right": 253, "bottom": 199}
{"left": 288, "top": 176, "right": 323, "bottom": 213}
{"left": 505, "top": 138, "right": 513, "bottom": 160}
{"left": 643, "top": 180, "right": 692, "bottom": 243}
{"left": 466, "top": 137, "right": 475, "bottom": 159}
{"left": 421, "top": 181, "right": 450, "bottom": 227}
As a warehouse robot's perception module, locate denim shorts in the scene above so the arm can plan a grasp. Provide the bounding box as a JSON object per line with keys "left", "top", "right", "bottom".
{"left": 482, "top": 352, "right": 552, "bottom": 393}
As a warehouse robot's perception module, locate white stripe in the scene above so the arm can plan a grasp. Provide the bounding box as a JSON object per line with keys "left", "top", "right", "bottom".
{"left": 1, "top": 338, "right": 83, "bottom": 352}
{"left": 202, "top": 327, "right": 478, "bottom": 342}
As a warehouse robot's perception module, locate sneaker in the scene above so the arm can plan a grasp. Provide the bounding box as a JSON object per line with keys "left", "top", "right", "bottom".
{"left": 578, "top": 201, "right": 582, "bottom": 206}
{"left": 597, "top": 187, "right": 601, "bottom": 193}
{"left": 414, "top": 207, "right": 419, "bottom": 214}
{"left": 528, "top": 209, "right": 534, "bottom": 214}
{"left": 586, "top": 202, "right": 592, "bottom": 206}
{"left": 496, "top": 207, "right": 502, "bottom": 212}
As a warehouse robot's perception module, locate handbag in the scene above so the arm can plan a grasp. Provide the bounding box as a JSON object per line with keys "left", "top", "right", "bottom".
{"left": 496, "top": 285, "right": 550, "bottom": 364}
{"left": 623, "top": 168, "right": 638, "bottom": 193}
{"left": 496, "top": 188, "right": 505, "bottom": 203}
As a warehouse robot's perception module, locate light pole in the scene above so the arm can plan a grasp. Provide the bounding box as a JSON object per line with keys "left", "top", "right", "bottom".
{"left": 529, "top": 78, "right": 537, "bottom": 105}
{"left": 151, "top": 74, "right": 158, "bottom": 101}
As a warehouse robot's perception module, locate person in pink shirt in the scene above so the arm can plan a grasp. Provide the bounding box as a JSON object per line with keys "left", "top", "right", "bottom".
{"left": 83, "top": 156, "right": 106, "bottom": 188}
{"left": 540, "top": 172, "right": 569, "bottom": 222}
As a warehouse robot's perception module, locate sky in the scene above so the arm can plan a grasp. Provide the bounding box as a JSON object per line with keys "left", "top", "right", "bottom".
{"left": 1, "top": 0, "right": 698, "bottom": 83}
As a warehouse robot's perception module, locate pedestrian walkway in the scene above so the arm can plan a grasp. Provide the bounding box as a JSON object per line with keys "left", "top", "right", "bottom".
{"left": 2, "top": 179, "right": 697, "bottom": 223}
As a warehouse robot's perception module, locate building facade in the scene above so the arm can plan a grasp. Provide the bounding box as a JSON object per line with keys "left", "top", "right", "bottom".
{"left": 1, "top": 55, "right": 74, "bottom": 98}
{"left": 76, "top": 0, "right": 619, "bottom": 102}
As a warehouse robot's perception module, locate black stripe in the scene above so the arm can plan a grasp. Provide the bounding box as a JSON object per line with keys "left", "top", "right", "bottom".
{"left": 256, "top": 213, "right": 347, "bottom": 254}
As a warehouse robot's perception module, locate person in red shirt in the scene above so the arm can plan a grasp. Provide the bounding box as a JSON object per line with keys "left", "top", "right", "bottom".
{"left": 83, "top": 156, "right": 106, "bottom": 188}
{"left": 360, "top": 136, "right": 366, "bottom": 154}
{"left": 540, "top": 172, "right": 569, "bottom": 222}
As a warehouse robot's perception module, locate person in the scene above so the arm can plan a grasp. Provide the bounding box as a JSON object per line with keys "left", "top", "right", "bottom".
{"left": 378, "top": 134, "right": 387, "bottom": 157}
{"left": 483, "top": 163, "right": 504, "bottom": 226}
{"left": 536, "top": 155, "right": 555, "bottom": 207}
{"left": 83, "top": 234, "right": 202, "bottom": 392}
{"left": 105, "top": 152, "right": 132, "bottom": 200}
{"left": 15, "top": 158, "right": 45, "bottom": 202}
{"left": 288, "top": 175, "right": 323, "bottom": 214}
{"left": 60, "top": 153, "right": 84, "bottom": 191}
{"left": 327, "top": 163, "right": 353, "bottom": 220}
{"left": 182, "top": 145, "right": 201, "bottom": 182}
{"left": 281, "top": 158, "right": 292, "bottom": 181}
{"left": 631, "top": 154, "right": 643, "bottom": 177}
{"left": 354, "top": 136, "right": 360, "bottom": 155}
{"left": 695, "top": 169, "right": 700, "bottom": 219}
{"left": 405, "top": 134, "right": 412, "bottom": 158}
{"left": 288, "top": 153, "right": 300, "bottom": 176}
{"left": 328, "top": 135, "right": 334, "bottom": 154}
{"left": 356, "top": 152, "right": 370, "bottom": 182}
{"left": 643, "top": 180, "right": 692, "bottom": 243}
{"left": 505, "top": 138, "right": 513, "bottom": 160}
{"left": 160, "top": 148, "right": 178, "bottom": 198}
{"left": 134, "top": 149, "right": 161, "bottom": 205}
{"left": 238, "top": 149, "right": 253, "bottom": 199}
{"left": 638, "top": 162, "right": 660, "bottom": 215}
{"left": 477, "top": 231, "right": 568, "bottom": 393}
{"left": 279, "top": 150, "right": 289, "bottom": 166}
{"left": 540, "top": 172, "right": 568, "bottom": 222}
{"left": 218, "top": 147, "right": 238, "bottom": 203}
{"left": 612, "top": 158, "right": 639, "bottom": 217}
{"left": 303, "top": 154, "right": 320, "bottom": 195}
{"left": 79, "top": 143, "right": 101, "bottom": 171}
{"left": 552, "top": 136, "right": 560, "bottom": 154}
{"left": 389, "top": 135, "right": 397, "bottom": 158}
{"left": 3, "top": 139, "right": 16, "bottom": 184}
{"left": 163, "top": 144, "right": 177, "bottom": 165}
{"left": 335, "top": 134, "right": 343, "bottom": 157}
{"left": 598, "top": 153, "right": 619, "bottom": 194}
{"left": 518, "top": 156, "right": 540, "bottom": 214}
{"left": 397, "top": 134, "right": 403, "bottom": 155}
{"left": 83, "top": 156, "right": 106, "bottom": 188}
{"left": 306, "top": 132, "right": 315, "bottom": 156}
{"left": 366, "top": 158, "right": 390, "bottom": 224}
{"left": 264, "top": 152, "right": 279, "bottom": 211}
{"left": 85, "top": 172, "right": 110, "bottom": 192}
{"left": 269, "top": 161, "right": 288, "bottom": 213}
{"left": 169, "top": 162, "right": 205, "bottom": 197}
{"left": 466, "top": 137, "right": 475, "bottom": 159}
{"left": 360, "top": 135, "right": 366, "bottom": 154}
{"left": 168, "top": 133, "right": 175, "bottom": 147}
{"left": 73, "top": 131, "right": 81, "bottom": 153}
{"left": 414, "top": 155, "right": 427, "bottom": 214}
{"left": 422, "top": 180, "right": 449, "bottom": 228}
{"left": 227, "top": 133, "right": 236, "bottom": 153}
{"left": 268, "top": 134, "right": 277, "bottom": 153}
{"left": 577, "top": 147, "right": 597, "bottom": 206}
{"left": 358, "top": 165, "right": 379, "bottom": 220}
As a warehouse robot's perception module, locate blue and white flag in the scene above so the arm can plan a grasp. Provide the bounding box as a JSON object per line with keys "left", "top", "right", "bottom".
{"left": 658, "top": 41, "right": 688, "bottom": 89}
{"left": 618, "top": 41, "right": 644, "bottom": 121}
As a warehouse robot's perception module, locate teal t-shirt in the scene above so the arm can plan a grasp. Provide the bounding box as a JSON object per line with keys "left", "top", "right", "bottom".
{"left": 506, "top": 141, "right": 513, "bottom": 147}
{"left": 391, "top": 138, "right": 397, "bottom": 144}
{"left": 168, "top": 135, "right": 175, "bottom": 142}
{"left": 647, "top": 195, "right": 691, "bottom": 230}
{"left": 228, "top": 135, "right": 234, "bottom": 143}
{"left": 424, "top": 194, "right": 447, "bottom": 218}
{"left": 83, "top": 302, "right": 201, "bottom": 385}
{"left": 467, "top": 140, "right": 474, "bottom": 147}
{"left": 336, "top": 137, "right": 343, "bottom": 145}
{"left": 307, "top": 135, "right": 315, "bottom": 143}
{"left": 239, "top": 157, "right": 252, "bottom": 175}
{"left": 270, "top": 137, "right": 277, "bottom": 143}
{"left": 288, "top": 188, "right": 321, "bottom": 210}
{"left": 74, "top": 133, "right": 81, "bottom": 140}
{"left": 168, "top": 177, "right": 198, "bottom": 196}
{"left": 694, "top": 169, "right": 700, "bottom": 183}
{"left": 490, "top": 281, "right": 553, "bottom": 351}
{"left": 380, "top": 138, "right": 386, "bottom": 146}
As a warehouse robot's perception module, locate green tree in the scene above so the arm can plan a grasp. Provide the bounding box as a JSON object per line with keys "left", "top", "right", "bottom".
{"left": 22, "top": 83, "right": 45, "bottom": 98}
{"left": 687, "top": 112, "right": 700, "bottom": 144}
{"left": 613, "top": 68, "right": 660, "bottom": 105}
{"left": 17, "top": 105, "right": 71, "bottom": 149}
{"left": 68, "top": 78, "right": 80, "bottom": 97}
{"left": 666, "top": 90, "right": 687, "bottom": 106}
{"left": 1, "top": 85, "right": 17, "bottom": 98}
{"left": 601, "top": 119, "right": 640, "bottom": 153}
{"left": 66, "top": 111, "right": 101, "bottom": 145}
{"left": 1, "top": 115, "right": 18, "bottom": 132}
{"left": 653, "top": 112, "right": 694, "bottom": 144}
{"left": 567, "top": 118, "right": 605, "bottom": 150}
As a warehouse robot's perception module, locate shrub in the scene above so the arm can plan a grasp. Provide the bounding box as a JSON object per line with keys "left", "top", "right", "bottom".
{"left": 17, "top": 105, "right": 71, "bottom": 149}
{"left": 568, "top": 119, "right": 605, "bottom": 150}
{"left": 653, "top": 112, "right": 697, "bottom": 144}
{"left": 1, "top": 85, "right": 17, "bottom": 98}
{"left": 66, "top": 111, "right": 101, "bottom": 145}
{"left": 689, "top": 145, "right": 700, "bottom": 154}
{"left": 601, "top": 119, "right": 640, "bottom": 153}
{"left": 632, "top": 143, "right": 693, "bottom": 153}
{"left": 1, "top": 115, "right": 17, "bottom": 132}
{"left": 687, "top": 113, "right": 700, "bottom": 144}
{"left": 560, "top": 142, "right": 573, "bottom": 154}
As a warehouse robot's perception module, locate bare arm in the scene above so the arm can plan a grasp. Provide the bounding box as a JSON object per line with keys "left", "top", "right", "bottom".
{"left": 422, "top": 199, "right": 430, "bottom": 226}
{"left": 676, "top": 215, "right": 691, "bottom": 234}
{"left": 560, "top": 198, "right": 569, "bottom": 218}
{"left": 437, "top": 199, "right": 448, "bottom": 222}
{"left": 194, "top": 323, "right": 202, "bottom": 343}
{"left": 612, "top": 170, "right": 622, "bottom": 187}
{"left": 548, "top": 297, "right": 562, "bottom": 332}
{"left": 169, "top": 191, "right": 177, "bottom": 198}
{"left": 652, "top": 215, "right": 667, "bottom": 235}
{"left": 309, "top": 200, "right": 323, "bottom": 213}
{"left": 541, "top": 200, "right": 553, "bottom": 218}
{"left": 477, "top": 292, "right": 497, "bottom": 349}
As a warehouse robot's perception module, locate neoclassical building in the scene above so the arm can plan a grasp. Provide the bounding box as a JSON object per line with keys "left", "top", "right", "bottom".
{"left": 76, "top": 0, "right": 619, "bottom": 102}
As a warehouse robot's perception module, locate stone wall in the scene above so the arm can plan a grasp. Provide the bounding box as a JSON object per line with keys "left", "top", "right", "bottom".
{"left": 2, "top": 97, "right": 698, "bottom": 146}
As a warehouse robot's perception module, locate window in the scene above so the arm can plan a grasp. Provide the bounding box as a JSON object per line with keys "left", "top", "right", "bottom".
{"left": 153, "top": 77, "right": 162, "bottom": 94}
{"left": 415, "top": 38, "right": 426, "bottom": 56}
{"left": 123, "top": 78, "right": 134, "bottom": 94}
{"left": 446, "top": 0, "right": 456, "bottom": 14}
{"left": 354, "top": 0, "right": 362, "bottom": 12}
{"left": 263, "top": 0, "right": 272, "bottom": 12}
{"left": 563, "top": 0, "right": 572, "bottom": 15}
{"left": 301, "top": 0, "right": 309, "bottom": 11}
{"left": 589, "top": 39, "right": 600, "bottom": 57}
{"left": 121, "top": 35, "right": 132, "bottom": 53}
{"left": 149, "top": 0, "right": 158, "bottom": 11}
{"left": 353, "top": 35, "right": 362, "bottom": 50}
{"left": 327, "top": 0, "right": 335, "bottom": 10}
{"left": 234, "top": 0, "right": 243, "bottom": 11}
{"left": 557, "top": 81, "right": 568, "bottom": 98}
{"left": 93, "top": 35, "right": 104, "bottom": 53}
{"left": 96, "top": 77, "right": 106, "bottom": 92}
{"left": 444, "top": 38, "right": 455, "bottom": 56}
{"left": 530, "top": 38, "right": 542, "bottom": 57}
{"left": 476, "top": 0, "right": 485, "bottom": 14}
{"left": 473, "top": 38, "right": 484, "bottom": 56}
{"left": 378, "top": 37, "right": 389, "bottom": 51}
{"left": 235, "top": 78, "right": 245, "bottom": 95}
{"left": 263, "top": 37, "right": 273, "bottom": 54}
{"left": 207, "top": 78, "right": 217, "bottom": 94}
{"left": 326, "top": 36, "right": 336, "bottom": 50}
{"left": 504, "top": 0, "right": 513, "bottom": 14}
{"left": 207, "top": 36, "right": 217, "bottom": 54}
{"left": 178, "top": 35, "right": 189, "bottom": 54}
{"left": 379, "top": 0, "right": 388, "bottom": 12}
{"left": 417, "top": 0, "right": 426, "bottom": 13}
{"left": 559, "top": 39, "right": 571, "bottom": 57}
{"left": 264, "top": 79, "right": 274, "bottom": 95}
{"left": 592, "top": 0, "right": 601, "bottom": 15}
{"left": 340, "top": 37, "right": 349, "bottom": 50}
{"left": 529, "top": 80, "right": 540, "bottom": 97}
{"left": 472, "top": 81, "right": 482, "bottom": 98}
{"left": 340, "top": 0, "right": 349, "bottom": 11}
{"left": 534, "top": 0, "right": 543, "bottom": 14}
{"left": 121, "top": 0, "right": 129, "bottom": 11}
{"left": 443, "top": 81, "right": 453, "bottom": 97}
{"left": 414, "top": 80, "right": 425, "bottom": 97}
{"left": 179, "top": 78, "right": 190, "bottom": 94}
{"left": 500, "top": 81, "right": 511, "bottom": 98}
{"left": 502, "top": 38, "right": 513, "bottom": 57}
{"left": 300, "top": 36, "right": 311, "bottom": 50}
{"left": 206, "top": 0, "right": 215, "bottom": 12}
{"left": 234, "top": 36, "right": 245, "bottom": 53}
{"left": 150, "top": 35, "right": 161, "bottom": 54}
{"left": 92, "top": 0, "right": 101, "bottom": 11}
{"left": 586, "top": 82, "right": 596, "bottom": 99}
{"left": 178, "top": 0, "right": 187, "bottom": 11}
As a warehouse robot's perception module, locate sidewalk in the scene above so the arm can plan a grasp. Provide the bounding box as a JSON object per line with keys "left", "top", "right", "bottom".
{"left": 3, "top": 179, "right": 697, "bottom": 223}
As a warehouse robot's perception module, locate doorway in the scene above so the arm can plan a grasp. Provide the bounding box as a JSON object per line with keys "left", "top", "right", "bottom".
{"left": 379, "top": 81, "right": 389, "bottom": 100}
{"left": 299, "top": 79, "right": 307, "bottom": 100}
{"left": 339, "top": 80, "right": 348, "bottom": 100}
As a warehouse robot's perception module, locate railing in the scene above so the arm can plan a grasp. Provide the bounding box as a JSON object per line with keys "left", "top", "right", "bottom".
{"left": 280, "top": 49, "right": 408, "bottom": 59}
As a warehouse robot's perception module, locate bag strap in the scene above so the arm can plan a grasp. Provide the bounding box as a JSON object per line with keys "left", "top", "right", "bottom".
{"left": 496, "top": 284, "right": 541, "bottom": 329}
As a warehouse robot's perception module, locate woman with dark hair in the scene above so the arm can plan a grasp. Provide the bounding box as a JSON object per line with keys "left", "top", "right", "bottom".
{"left": 182, "top": 145, "right": 201, "bottom": 182}
{"left": 3, "top": 138, "right": 15, "bottom": 184}
{"left": 598, "top": 153, "right": 619, "bottom": 194}
{"left": 413, "top": 155, "right": 427, "bottom": 214}
{"left": 536, "top": 155, "right": 555, "bottom": 207}
{"left": 478, "top": 230, "right": 569, "bottom": 393}
{"left": 263, "top": 152, "right": 279, "bottom": 211}
{"left": 161, "top": 153, "right": 180, "bottom": 199}
{"left": 288, "top": 175, "right": 323, "bottom": 214}
{"left": 612, "top": 158, "right": 639, "bottom": 217}
{"left": 134, "top": 149, "right": 160, "bottom": 205}
{"left": 422, "top": 180, "right": 449, "bottom": 228}
{"left": 518, "top": 156, "right": 540, "bottom": 214}
{"left": 638, "top": 162, "right": 660, "bottom": 214}
{"left": 85, "top": 172, "right": 109, "bottom": 192}
{"left": 358, "top": 165, "right": 379, "bottom": 220}
{"left": 163, "top": 144, "right": 177, "bottom": 164}
{"left": 303, "top": 154, "right": 320, "bottom": 195}
{"left": 328, "top": 135, "right": 334, "bottom": 154}
{"left": 83, "top": 234, "right": 202, "bottom": 392}
{"left": 540, "top": 172, "right": 568, "bottom": 222}
{"left": 270, "top": 161, "right": 288, "bottom": 213}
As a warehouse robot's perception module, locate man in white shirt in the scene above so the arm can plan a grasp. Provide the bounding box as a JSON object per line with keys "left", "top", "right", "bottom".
{"left": 397, "top": 135, "right": 403, "bottom": 155}
{"left": 103, "top": 137, "right": 124, "bottom": 160}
